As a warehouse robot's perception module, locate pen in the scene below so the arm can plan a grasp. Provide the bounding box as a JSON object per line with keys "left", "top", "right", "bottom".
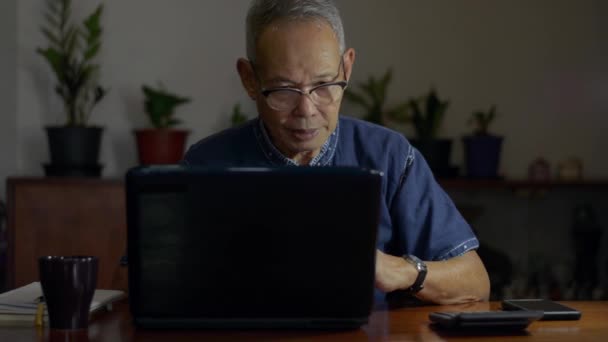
{"left": 34, "top": 296, "right": 45, "bottom": 327}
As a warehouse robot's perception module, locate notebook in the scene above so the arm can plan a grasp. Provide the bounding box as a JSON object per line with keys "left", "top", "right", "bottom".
{"left": 0, "top": 282, "right": 125, "bottom": 326}
{"left": 125, "top": 166, "right": 382, "bottom": 329}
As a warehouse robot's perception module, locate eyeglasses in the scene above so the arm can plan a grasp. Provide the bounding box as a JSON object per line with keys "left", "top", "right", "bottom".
{"left": 252, "top": 57, "right": 348, "bottom": 112}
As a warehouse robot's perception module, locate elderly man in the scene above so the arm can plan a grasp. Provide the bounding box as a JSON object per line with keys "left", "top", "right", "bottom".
{"left": 183, "top": 0, "right": 490, "bottom": 305}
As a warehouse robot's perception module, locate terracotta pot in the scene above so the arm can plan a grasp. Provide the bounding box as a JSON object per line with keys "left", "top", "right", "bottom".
{"left": 134, "top": 129, "right": 189, "bottom": 165}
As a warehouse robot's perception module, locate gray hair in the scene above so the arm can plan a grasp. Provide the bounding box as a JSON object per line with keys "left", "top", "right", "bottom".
{"left": 246, "top": 0, "right": 346, "bottom": 62}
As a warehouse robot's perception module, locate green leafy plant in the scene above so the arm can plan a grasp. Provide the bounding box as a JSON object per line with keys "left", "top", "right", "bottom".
{"left": 406, "top": 87, "right": 449, "bottom": 141}
{"left": 230, "top": 103, "right": 248, "bottom": 127}
{"left": 37, "top": 0, "right": 107, "bottom": 126}
{"left": 469, "top": 105, "right": 497, "bottom": 135}
{"left": 343, "top": 68, "right": 408, "bottom": 125}
{"left": 142, "top": 85, "right": 191, "bottom": 129}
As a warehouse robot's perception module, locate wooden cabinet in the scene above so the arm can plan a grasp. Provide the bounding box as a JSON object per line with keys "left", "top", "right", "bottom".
{"left": 6, "top": 178, "right": 127, "bottom": 291}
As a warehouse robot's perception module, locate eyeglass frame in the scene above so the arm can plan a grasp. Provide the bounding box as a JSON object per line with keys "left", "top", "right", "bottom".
{"left": 250, "top": 55, "right": 349, "bottom": 111}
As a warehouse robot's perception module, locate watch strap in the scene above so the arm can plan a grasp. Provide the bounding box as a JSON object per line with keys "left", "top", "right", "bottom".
{"left": 403, "top": 254, "right": 427, "bottom": 294}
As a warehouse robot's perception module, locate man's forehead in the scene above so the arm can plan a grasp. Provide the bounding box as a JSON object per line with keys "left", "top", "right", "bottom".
{"left": 255, "top": 50, "right": 338, "bottom": 73}
{"left": 254, "top": 58, "right": 340, "bottom": 86}
{"left": 254, "top": 19, "right": 341, "bottom": 76}
{"left": 265, "top": 17, "right": 332, "bottom": 35}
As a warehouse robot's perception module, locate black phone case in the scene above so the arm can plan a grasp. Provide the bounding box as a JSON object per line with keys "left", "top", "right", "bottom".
{"left": 501, "top": 299, "right": 582, "bottom": 320}
{"left": 429, "top": 310, "right": 543, "bottom": 330}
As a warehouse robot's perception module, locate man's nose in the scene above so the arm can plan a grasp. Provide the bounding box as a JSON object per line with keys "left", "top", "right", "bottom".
{"left": 293, "top": 93, "right": 317, "bottom": 118}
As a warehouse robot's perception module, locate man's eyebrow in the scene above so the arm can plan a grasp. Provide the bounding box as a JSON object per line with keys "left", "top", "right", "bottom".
{"left": 264, "top": 76, "right": 296, "bottom": 85}
{"left": 263, "top": 70, "right": 337, "bottom": 86}
{"left": 313, "top": 71, "right": 336, "bottom": 81}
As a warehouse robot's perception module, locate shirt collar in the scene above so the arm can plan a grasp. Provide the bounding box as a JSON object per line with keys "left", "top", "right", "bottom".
{"left": 253, "top": 118, "right": 339, "bottom": 166}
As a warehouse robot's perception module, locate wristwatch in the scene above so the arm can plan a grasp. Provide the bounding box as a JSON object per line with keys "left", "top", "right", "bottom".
{"left": 403, "top": 254, "right": 427, "bottom": 294}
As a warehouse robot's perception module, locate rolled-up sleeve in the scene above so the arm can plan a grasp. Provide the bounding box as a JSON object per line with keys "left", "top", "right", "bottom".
{"left": 389, "top": 145, "right": 479, "bottom": 261}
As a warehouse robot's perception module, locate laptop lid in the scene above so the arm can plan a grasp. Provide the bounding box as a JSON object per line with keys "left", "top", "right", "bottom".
{"left": 126, "top": 166, "right": 382, "bottom": 329}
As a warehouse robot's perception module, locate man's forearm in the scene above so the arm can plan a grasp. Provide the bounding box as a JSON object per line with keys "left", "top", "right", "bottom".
{"left": 375, "top": 250, "right": 490, "bottom": 304}
{"left": 415, "top": 251, "right": 490, "bottom": 305}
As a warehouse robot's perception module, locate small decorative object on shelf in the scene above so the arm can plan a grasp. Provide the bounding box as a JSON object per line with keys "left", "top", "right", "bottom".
{"left": 528, "top": 157, "right": 551, "bottom": 182}
{"left": 557, "top": 157, "right": 583, "bottom": 181}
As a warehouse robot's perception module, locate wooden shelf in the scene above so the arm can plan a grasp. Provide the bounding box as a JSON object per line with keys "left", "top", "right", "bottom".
{"left": 438, "top": 178, "right": 608, "bottom": 190}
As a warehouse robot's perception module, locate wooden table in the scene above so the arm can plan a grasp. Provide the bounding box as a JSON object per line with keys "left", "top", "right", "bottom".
{"left": 1, "top": 301, "right": 606, "bottom": 341}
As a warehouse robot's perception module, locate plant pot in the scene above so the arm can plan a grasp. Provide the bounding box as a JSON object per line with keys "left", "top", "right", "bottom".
{"left": 463, "top": 135, "right": 503, "bottom": 178}
{"left": 134, "top": 129, "right": 189, "bottom": 165}
{"left": 410, "top": 138, "right": 457, "bottom": 177}
{"left": 45, "top": 126, "right": 104, "bottom": 177}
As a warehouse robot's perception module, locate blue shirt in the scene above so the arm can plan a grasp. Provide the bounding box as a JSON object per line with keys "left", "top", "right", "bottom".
{"left": 183, "top": 116, "right": 479, "bottom": 261}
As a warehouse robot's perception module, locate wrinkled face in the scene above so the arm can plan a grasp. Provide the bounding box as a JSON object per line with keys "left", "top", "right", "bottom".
{"left": 238, "top": 19, "right": 354, "bottom": 164}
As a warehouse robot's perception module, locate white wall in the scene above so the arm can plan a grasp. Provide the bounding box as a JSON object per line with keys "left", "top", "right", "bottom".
{"left": 17, "top": 0, "right": 252, "bottom": 178}
{"left": 13, "top": 0, "right": 608, "bottom": 180}
{"left": 338, "top": 0, "right": 608, "bottom": 178}
{"left": 0, "top": 0, "right": 17, "bottom": 201}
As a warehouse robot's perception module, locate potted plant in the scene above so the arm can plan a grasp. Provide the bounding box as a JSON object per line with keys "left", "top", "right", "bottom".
{"left": 37, "top": 0, "right": 107, "bottom": 177}
{"left": 230, "top": 103, "right": 249, "bottom": 127}
{"left": 344, "top": 69, "right": 408, "bottom": 126}
{"left": 463, "top": 105, "right": 503, "bottom": 178}
{"left": 406, "top": 87, "right": 455, "bottom": 177}
{"left": 134, "top": 84, "right": 191, "bottom": 165}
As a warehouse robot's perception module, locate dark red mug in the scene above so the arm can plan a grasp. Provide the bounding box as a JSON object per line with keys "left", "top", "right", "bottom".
{"left": 39, "top": 256, "right": 98, "bottom": 330}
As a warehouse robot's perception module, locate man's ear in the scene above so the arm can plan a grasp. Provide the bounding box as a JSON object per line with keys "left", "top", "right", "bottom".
{"left": 236, "top": 58, "right": 258, "bottom": 100}
{"left": 343, "top": 48, "right": 356, "bottom": 81}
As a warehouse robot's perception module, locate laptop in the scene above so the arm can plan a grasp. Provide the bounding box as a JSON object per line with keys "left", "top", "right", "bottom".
{"left": 125, "top": 166, "right": 382, "bottom": 329}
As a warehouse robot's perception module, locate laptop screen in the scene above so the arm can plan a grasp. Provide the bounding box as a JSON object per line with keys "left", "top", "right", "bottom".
{"left": 126, "top": 166, "right": 382, "bottom": 324}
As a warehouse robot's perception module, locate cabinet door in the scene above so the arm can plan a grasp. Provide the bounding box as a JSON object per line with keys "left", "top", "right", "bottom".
{"left": 7, "top": 178, "right": 127, "bottom": 290}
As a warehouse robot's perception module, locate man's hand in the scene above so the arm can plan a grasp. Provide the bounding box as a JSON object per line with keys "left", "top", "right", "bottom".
{"left": 374, "top": 250, "right": 417, "bottom": 293}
